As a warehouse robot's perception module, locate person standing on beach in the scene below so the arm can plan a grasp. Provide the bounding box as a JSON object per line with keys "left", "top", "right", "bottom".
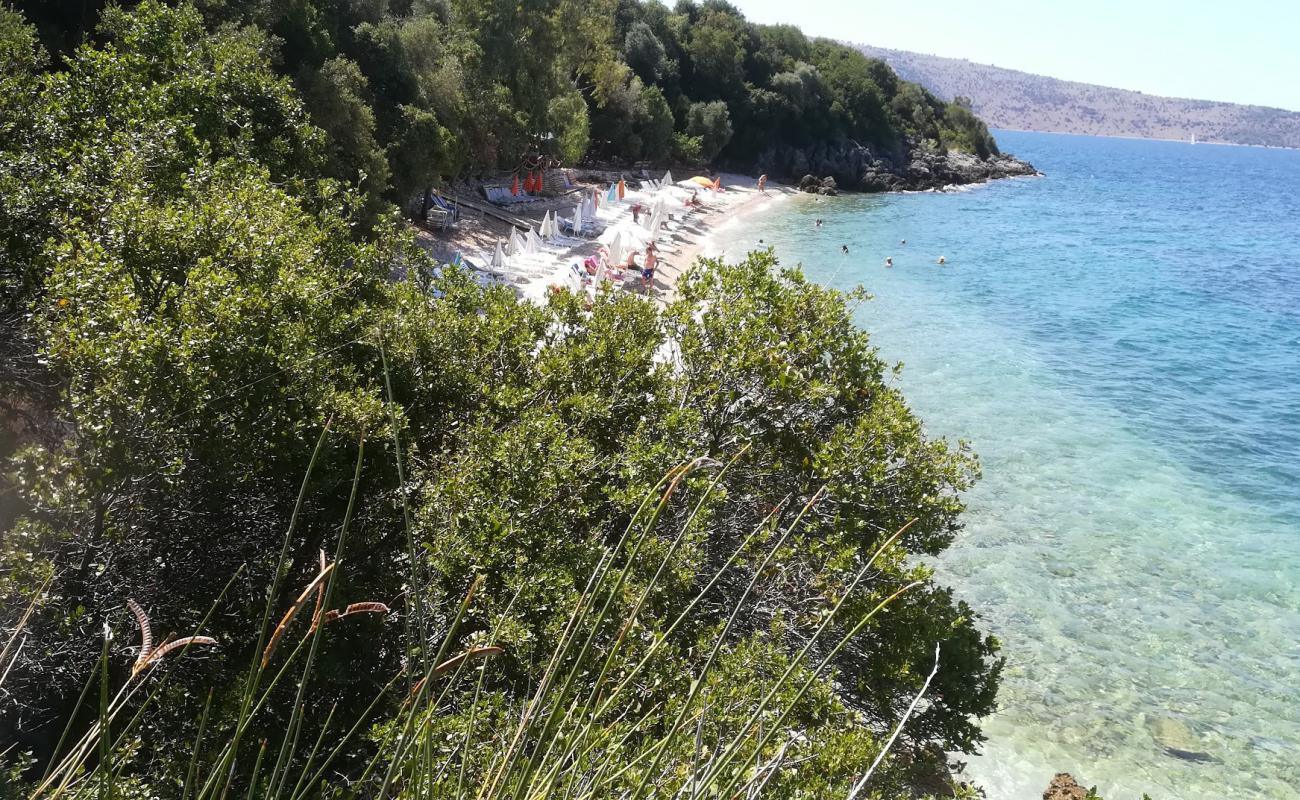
{"left": 758, "top": 174, "right": 768, "bottom": 193}
{"left": 644, "top": 242, "right": 658, "bottom": 290}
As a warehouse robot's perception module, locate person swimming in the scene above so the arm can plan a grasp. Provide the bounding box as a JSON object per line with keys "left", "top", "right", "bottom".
{"left": 841, "top": 244, "right": 849, "bottom": 255}
{"left": 816, "top": 219, "right": 824, "bottom": 228}
{"left": 900, "top": 239, "right": 907, "bottom": 245}
{"left": 885, "top": 257, "right": 893, "bottom": 268}
{"left": 937, "top": 256, "right": 946, "bottom": 265}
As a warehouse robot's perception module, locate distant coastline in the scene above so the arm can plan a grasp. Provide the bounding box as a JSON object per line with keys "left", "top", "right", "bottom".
{"left": 992, "top": 126, "right": 1300, "bottom": 151}
{"left": 860, "top": 44, "right": 1300, "bottom": 150}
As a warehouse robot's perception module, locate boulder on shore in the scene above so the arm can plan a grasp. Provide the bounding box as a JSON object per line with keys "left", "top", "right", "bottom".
{"left": 1043, "top": 773, "right": 1090, "bottom": 800}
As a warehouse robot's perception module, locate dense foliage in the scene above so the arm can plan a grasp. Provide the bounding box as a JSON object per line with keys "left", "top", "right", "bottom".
{"left": 1, "top": 2, "right": 1005, "bottom": 797}
{"left": 12, "top": 0, "right": 999, "bottom": 216}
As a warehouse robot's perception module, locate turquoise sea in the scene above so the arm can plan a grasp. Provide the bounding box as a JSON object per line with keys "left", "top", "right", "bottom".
{"left": 710, "top": 131, "right": 1300, "bottom": 798}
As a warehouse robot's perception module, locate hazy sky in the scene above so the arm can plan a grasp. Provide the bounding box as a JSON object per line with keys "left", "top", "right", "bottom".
{"left": 726, "top": 0, "right": 1300, "bottom": 112}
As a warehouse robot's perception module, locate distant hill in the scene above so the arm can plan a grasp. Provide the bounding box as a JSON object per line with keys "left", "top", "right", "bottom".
{"left": 858, "top": 45, "right": 1300, "bottom": 149}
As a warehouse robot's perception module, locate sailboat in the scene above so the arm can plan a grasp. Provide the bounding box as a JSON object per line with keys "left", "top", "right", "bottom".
{"left": 1190, "top": 133, "right": 1198, "bottom": 145}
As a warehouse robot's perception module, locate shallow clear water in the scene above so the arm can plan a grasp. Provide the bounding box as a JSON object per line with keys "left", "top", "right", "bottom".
{"left": 709, "top": 131, "right": 1300, "bottom": 798}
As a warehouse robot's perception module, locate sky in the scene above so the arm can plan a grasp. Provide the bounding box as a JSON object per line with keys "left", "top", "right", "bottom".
{"left": 725, "top": 0, "right": 1300, "bottom": 112}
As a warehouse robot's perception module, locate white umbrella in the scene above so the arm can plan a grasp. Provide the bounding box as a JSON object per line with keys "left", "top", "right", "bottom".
{"left": 540, "top": 211, "right": 555, "bottom": 239}
{"left": 509, "top": 229, "right": 526, "bottom": 256}
{"left": 662, "top": 170, "right": 673, "bottom": 186}
{"left": 490, "top": 240, "right": 506, "bottom": 270}
{"left": 603, "top": 221, "right": 652, "bottom": 247}
{"left": 648, "top": 208, "right": 665, "bottom": 238}
{"left": 571, "top": 203, "right": 583, "bottom": 237}
{"left": 526, "top": 227, "right": 543, "bottom": 254}
{"left": 605, "top": 231, "right": 626, "bottom": 266}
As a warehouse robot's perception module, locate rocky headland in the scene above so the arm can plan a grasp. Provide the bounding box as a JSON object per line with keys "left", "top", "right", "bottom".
{"left": 756, "top": 137, "right": 1039, "bottom": 194}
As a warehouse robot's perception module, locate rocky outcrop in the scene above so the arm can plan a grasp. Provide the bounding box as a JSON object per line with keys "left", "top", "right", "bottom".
{"left": 797, "top": 175, "right": 839, "bottom": 195}
{"left": 1043, "top": 773, "right": 1090, "bottom": 800}
{"left": 759, "top": 136, "right": 1038, "bottom": 194}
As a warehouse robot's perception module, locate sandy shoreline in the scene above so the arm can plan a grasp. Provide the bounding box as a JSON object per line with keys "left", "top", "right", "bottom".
{"left": 417, "top": 173, "right": 792, "bottom": 304}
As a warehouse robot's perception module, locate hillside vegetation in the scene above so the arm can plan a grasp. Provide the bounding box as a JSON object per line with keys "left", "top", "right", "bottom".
{"left": 860, "top": 45, "right": 1300, "bottom": 149}
{"left": 0, "top": 2, "right": 1012, "bottom": 798}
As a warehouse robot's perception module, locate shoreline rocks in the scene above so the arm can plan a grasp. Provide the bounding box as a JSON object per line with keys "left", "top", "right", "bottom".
{"left": 1043, "top": 773, "right": 1091, "bottom": 800}
{"left": 759, "top": 136, "right": 1040, "bottom": 194}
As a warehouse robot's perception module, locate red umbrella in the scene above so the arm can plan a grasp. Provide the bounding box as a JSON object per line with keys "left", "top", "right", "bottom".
{"left": 511, "top": 174, "right": 520, "bottom": 196}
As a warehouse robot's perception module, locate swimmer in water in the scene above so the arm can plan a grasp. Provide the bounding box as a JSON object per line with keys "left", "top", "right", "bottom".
{"left": 841, "top": 244, "right": 849, "bottom": 255}
{"left": 885, "top": 257, "right": 893, "bottom": 268}
{"left": 937, "top": 256, "right": 946, "bottom": 265}
{"left": 900, "top": 239, "right": 907, "bottom": 245}
{"left": 816, "top": 219, "right": 823, "bottom": 228}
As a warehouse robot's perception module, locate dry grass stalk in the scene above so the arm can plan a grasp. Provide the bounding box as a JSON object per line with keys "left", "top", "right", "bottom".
{"left": 318, "top": 602, "right": 390, "bottom": 626}
{"left": 127, "top": 599, "right": 153, "bottom": 676}
{"left": 128, "top": 599, "right": 219, "bottom": 676}
{"left": 261, "top": 563, "right": 335, "bottom": 668}
{"left": 406, "top": 646, "right": 505, "bottom": 702}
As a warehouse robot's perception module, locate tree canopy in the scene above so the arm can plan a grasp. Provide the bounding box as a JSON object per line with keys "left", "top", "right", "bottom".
{"left": 0, "top": 3, "right": 1005, "bottom": 797}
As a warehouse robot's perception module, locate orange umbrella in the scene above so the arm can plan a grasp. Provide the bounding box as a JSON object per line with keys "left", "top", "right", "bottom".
{"left": 511, "top": 174, "right": 520, "bottom": 196}
{"left": 535, "top": 172, "right": 543, "bottom": 193}
{"left": 712, "top": 177, "right": 722, "bottom": 191}
{"left": 617, "top": 179, "right": 626, "bottom": 200}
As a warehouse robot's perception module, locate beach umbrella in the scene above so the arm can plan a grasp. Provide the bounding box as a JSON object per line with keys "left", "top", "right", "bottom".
{"left": 662, "top": 170, "right": 673, "bottom": 185}
{"left": 511, "top": 174, "right": 520, "bottom": 196}
{"left": 491, "top": 240, "right": 506, "bottom": 270}
{"left": 606, "top": 183, "right": 618, "bottom": 203}
{"left": 617, "top": 179, "right": 626, "bottom": 200}
{"left": 601, "top": 222, "right": 651, "bottom": 248}
{"left": 571, "top": 204, "right": 583, "bottom": 237}
{"left": 526, "top": 227, "right": 543, "bottom": 254}
{"left": 536, "top": 172, "right": 544, "bottom": 193}
{"left": 508, "top": 229, "right": 526, "bottom": 256}
{"left": 712, "top": 177, "right": 722, "bottom": 191}
{"left": 606, "top": 231, "right": 625, "bottom": 266}
{"left": 538, "top": 210, "right": 552, "bottom": 239}
{"left": 648, "top": 208, "right": 665, "bottom": 238}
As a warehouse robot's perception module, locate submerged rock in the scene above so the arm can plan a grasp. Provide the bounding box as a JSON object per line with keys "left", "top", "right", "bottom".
{"left": 1150, "top": 716, "right": 1216, "bottom": 763}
